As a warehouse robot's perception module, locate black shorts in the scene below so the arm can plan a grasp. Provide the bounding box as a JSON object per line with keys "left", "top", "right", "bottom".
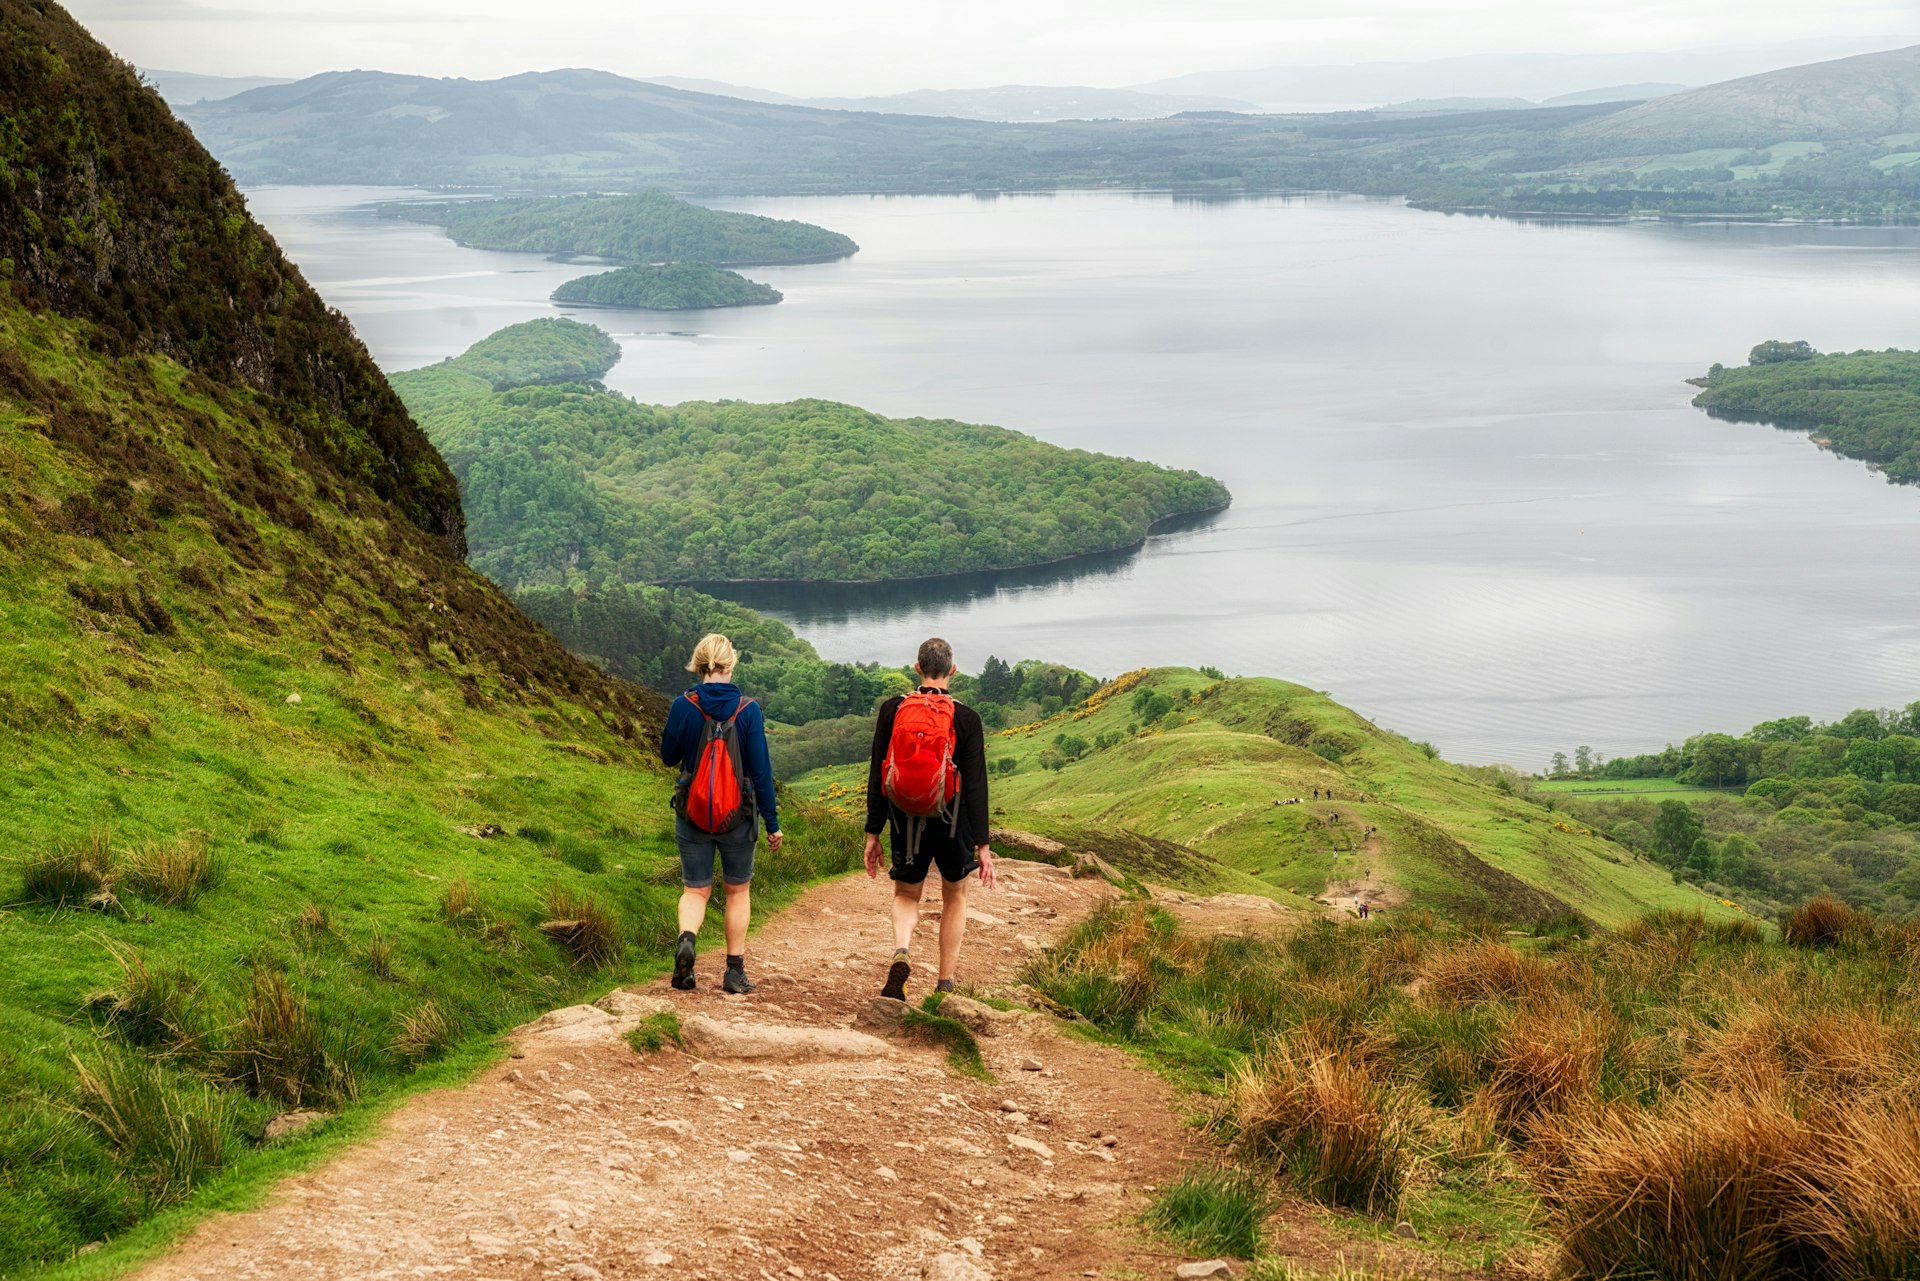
{"left": 888, "top": 820, "right": 978, "bottom": 886}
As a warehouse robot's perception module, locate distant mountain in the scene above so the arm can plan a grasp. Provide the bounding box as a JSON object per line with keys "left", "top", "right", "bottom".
{"left": 1568, "top": 44, "right": 1920, "bottom": 148}
{"left": 137, "top": 66, "right": 293, "bottom": 105}
{"left": 800, "top": 85, "right": 1261, "bottom": 122}
{"left": 639, "top": 75, "right": 803, "bottom": 104}
{"left": 1136, "top": 42, "right": 1908, "bottom": 110}
{"left": 1379, "top": 97, "right": 1535, "bottom": 114}
{"left": 1541, "top": 83, "right": 1687, "bottom": 108}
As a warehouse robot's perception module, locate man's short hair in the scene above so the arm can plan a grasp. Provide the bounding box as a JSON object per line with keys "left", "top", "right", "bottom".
{"left": 916, "top": 637, "right": 954, "bottom": 679}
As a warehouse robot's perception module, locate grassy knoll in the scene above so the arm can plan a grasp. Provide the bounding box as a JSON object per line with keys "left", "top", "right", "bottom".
{"left": 1533, "top": 778, "right": 1729, "bottom": 796}
{"left": 798, "top": 668, "right": 1729, "bottom": 926}
{"left": 1034, "top": 898, "right": 1920, "bottom": 1275}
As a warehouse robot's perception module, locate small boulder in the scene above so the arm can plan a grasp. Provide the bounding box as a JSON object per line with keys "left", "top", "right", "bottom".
{"left": 855, "top": 995, "right": 908, "bottom": 1031}
{"left": 938, "top": 993, "right": 1019, "bottom": 1037}
{"left": 1175, "top": 1263, "right": 1233, "bottom": 1280}
{"left": 263, "top": 1109, "right": 331, "bottom": 1142}
{"left": 1393, "top": 1220, "right": 1418, "bottom": 1240}
{"left": 926, "top": 1254, "right": 992, "bottom": 1281}
{"left": 681, "top": 1014, "right": 893, "bottom": 1061}
{"left": 1007, "top": 1134, "right": 1054, "bottom": 1160}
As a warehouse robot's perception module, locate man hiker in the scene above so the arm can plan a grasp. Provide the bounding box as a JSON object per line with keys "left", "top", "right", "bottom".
{"left": 863, "top": 637, "right": 996, "bottom": 1001}
{"left": 658, "top": 633, "right": 781, "bottom": 994}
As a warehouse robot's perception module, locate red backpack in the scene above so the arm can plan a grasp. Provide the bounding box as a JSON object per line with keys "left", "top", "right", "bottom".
{"left": 683, "top": 691, "right": 753, "bottom": 833}
{"left": 882, "top": 691, "right": 961, "bottom": 855}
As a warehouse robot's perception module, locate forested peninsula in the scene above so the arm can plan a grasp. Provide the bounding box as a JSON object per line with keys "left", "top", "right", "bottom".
{"left": 1691, "top": 341, "right": 1920, "bottom": 484}
{"left": 383, "top": 190, "right": 858, "bottom": 266}
{"left": 389, "top": 320, "right": 1230, "bottom": 586}
{"left": 554, "top": 262, "right": 782, "bottom": 310}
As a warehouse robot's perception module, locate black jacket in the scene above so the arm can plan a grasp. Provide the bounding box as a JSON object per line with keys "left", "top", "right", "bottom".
{"left": 865, "top": 688, "right": 990, "bottom": 848}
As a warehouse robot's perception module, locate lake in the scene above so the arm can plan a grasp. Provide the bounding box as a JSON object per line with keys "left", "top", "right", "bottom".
{"left": 247, "top": 185, "right": 1920, "bottom": 768}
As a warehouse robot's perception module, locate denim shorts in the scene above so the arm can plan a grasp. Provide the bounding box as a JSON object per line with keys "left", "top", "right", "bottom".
{"left": 674, "top": 810, "right": 757, "bottom": 888}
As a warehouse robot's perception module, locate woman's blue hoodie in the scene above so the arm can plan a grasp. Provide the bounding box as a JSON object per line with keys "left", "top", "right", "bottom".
{"left": 657, "top": 682, "right": 779, "bottom": 833}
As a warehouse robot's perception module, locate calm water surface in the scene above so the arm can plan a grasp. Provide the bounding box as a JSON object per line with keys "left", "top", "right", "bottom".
{"left": 247, "top": 186, "right": 1920, "bottom": 767}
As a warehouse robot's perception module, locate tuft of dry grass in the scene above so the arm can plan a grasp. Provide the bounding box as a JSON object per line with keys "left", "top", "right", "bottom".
{"left": 388, "top": 1000, "right": 454, "bottom": 1061}
{"left": 229, "top": 968, "right": 342, "bottom": 1107}
{"left": 1484, "top": 1000, "right": 1610, "bottom": 1134}
{"left": 122, "top": 832, "right": 221, "bottom": 908}
{"left": 439, "top": 876, "right": 483, "bottom": 928}
{"left": 540, "top": 882, "right": 623, "bottom": 968}
{"left": 19, "top": 829, "right": 117, "bottom": 908}
{"left": 1230, "top": 1036, "right": 1409, "bottom": 1214}
{"left": 1783, "top": 895, "right": 1858, "bottom": 949}
{"left": 1418, "top": 939, "right": 1548, "bottom": 1006}
{"left": 292, "top": 902, "right": 332, "bottom": 939}
{"left": 364, "top": 932, "right": 397, "bottom": 982}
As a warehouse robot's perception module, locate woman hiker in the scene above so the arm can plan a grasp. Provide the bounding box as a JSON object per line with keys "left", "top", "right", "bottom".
{"left": 658, "top": 633, "right": 781, "bottom": 994}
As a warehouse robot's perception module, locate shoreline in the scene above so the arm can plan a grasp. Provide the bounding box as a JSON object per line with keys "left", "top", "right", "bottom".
{"left": 665, "top": 501, "right": 1231, "bottom": 590}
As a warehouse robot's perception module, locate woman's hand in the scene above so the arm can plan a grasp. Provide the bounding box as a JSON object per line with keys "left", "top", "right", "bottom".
{"left": 767, "top": 830, "right": 785, "bottom": 852}
{"left": 976, "top": 847, "right": 997, "bottom": 889}
{"left": 863, "top": 833, "right": 884, "bottom": 878}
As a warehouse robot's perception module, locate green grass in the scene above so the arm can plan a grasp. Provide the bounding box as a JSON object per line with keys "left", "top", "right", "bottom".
{"left": 1144, "top": 1166, "right": 1274, "bottom": 1260}
{"left": 798, "top": 668, "right": 1730, "bottom": 927}
{"left": 902, "top": 993, "right": 990, "bottom": 1080}
{"left": 1532, "top": 778, "right": 1727, "bottom": 796}
{"left": 624, "top": 1011, "right": 684, "bottom": 1054}
{"left": 0, "top": 295, "right": 864, "bottom": 1275}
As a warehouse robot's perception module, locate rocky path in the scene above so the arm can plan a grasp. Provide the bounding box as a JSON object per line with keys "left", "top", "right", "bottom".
{"left": 135, "top": 860, "right": 1208, "bottom": 1281}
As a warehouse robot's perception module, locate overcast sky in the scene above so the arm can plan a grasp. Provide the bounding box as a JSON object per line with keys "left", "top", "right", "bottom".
{"left": 67, "top": 0, "right": 1919, "bottom": 97}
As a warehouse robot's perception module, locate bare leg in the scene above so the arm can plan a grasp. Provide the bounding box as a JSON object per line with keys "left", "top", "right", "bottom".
{"left": 938, "top": 877, "right": 970, "bottom": 982}
{"left": 723, "top": 881, "right": 751, "bottom": 956}
{"left": 892, "top": 882, "right": 923, "bottom": 951}
{"left": 677, "top": 885, "right": 712, "bottom": 935}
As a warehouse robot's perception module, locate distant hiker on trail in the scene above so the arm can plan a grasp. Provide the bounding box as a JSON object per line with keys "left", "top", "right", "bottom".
{"left": 1358, "top": 901, "right": 1370, "bottom": 920}
{"left": 658, "top": 633, "right": 780, "bottom": 995}
{"left": 864, "top": 637, "right": 995, "bottom": 1001}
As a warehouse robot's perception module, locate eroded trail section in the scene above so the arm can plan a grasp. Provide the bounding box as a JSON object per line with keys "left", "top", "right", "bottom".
{"left": 138, "top": 862, "right": 1204, "bottom": 1281}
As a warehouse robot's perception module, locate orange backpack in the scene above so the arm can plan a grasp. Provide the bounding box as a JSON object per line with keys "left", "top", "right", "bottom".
{"left": 882, "top": 691, "right": 961, "bottom": 855}
{"left": 683, "top": 692, "right": 753, "bottom": 833}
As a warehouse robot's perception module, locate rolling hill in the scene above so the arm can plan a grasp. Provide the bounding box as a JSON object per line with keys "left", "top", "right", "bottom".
{"left": 799, "top": 668, "right": 1734, "bottom": 927}
{"left": 1569, "top": 44, "right": 1920, "bottom": 148}
{"left": 0, "top": 4, "right": 857, "bottom": 1270}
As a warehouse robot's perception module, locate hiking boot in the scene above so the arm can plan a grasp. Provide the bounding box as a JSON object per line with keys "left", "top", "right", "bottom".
{"left": 881, "top": 949, "right": 911, "bottom": 1001}
{"left": 935, "top": 978, "right": 957, "bottom": 994}
{"left": 722, "top": 967, "right": 756, "bottom": 995}
{"left": 672, "top": 932, "right": 696, "bottom": 991}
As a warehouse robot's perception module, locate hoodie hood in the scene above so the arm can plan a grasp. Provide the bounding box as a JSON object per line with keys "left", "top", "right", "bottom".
{"left": 686, "top": 681, "right": 745, "bottom": 720}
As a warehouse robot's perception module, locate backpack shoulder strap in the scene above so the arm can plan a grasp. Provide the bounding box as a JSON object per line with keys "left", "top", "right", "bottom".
{"left": 729, "top": 698, "right": 755, "bottom": 724}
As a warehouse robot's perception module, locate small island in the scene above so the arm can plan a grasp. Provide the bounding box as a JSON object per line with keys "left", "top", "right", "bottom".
{"left": 1691, "top": 340, "right": 1920, "bottom": 484}
{"left": 381, "top": 189, "right": 858, "bottom": 267}
{"left": 553, "top": 262, "right": 783, "bottom": 311}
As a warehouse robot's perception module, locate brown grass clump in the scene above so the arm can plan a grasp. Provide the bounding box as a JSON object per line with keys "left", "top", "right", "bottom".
{"left": 1706, "top": 916, "right": 1763, "bottom": 947}
{"left": 439, "top": 876, "right": 483, "bottom": 928}
{"left": 1418, "top": 939, "right": 1548, "bottom": 1006}
{"left": 71, "top": 1052, "right": 230, "bottom": 1202}
{"left": 1361, "top": 929, "right": 1426, "bottom": 986}
{"left": 365, "top": 932, "right": 397, "bottom": 981}
{"left": 229, "top": 969, "right": 341, "bottom": 1106}
{"left": 1783, "top": 895, "right": 1859, "bottom": 949}
{"left": 19, "top": 829, "right": 118, "bottom": 908}
{"left": 1531, "top": 1093, "right": 1832, "bottom": 1280}
{"left": 1825, "top": 1102, "right": 1920, "bottom": 1274}
{"left": 540, "top": 883, "right": 624, "bottom": 968}
{"left": 1689, "top": 1006, "right": 1915, "bottom": 1104}
{"left": 388, "top": 1000, "right": 455, "bottom": 1061}
{"left": 1484, "top": 1001, "right": 1610, "bottom": 1133}
{"left": 292, "top": 902, "right": 332, "bottom": 939}
{"left": 123, "top": 832, "right": 221, "bottom": 908}
{"left": 1230, "top": 1037, "right": 1409, "bottom": 1214}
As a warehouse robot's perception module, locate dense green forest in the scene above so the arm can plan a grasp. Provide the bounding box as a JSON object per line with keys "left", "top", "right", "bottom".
{"left": 553, "top": 262, "right": 782, "bottom": 310}
{"left": 392, "top": 321, "right": 1230, "bottom": 587}
{"left": 1691, "top": 341, "right": 1920, "bottom": 484}
{"left": 384, "top": 190, "right": 858, "bottom": 266}
{"left": 1538, "top": 704, "right": 1920, "bottom": 920}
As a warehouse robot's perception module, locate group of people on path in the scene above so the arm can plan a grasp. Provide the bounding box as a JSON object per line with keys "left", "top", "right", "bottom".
{"left": 657, "top": 633, "right": 994, "bottom": 1000}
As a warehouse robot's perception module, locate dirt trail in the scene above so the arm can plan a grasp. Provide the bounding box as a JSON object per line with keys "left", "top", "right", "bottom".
{"left": 135, "top": 861, "right": 1206, "bottom": 1281}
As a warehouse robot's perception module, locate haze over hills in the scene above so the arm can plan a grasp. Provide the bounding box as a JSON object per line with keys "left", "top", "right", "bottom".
{"left": 1570, "top": 43, "right": 1920, "bottom": 147}
{"left": 137, "top": 66, "right": 294, "bottom": 104}
{"left": 644, "top": 75, "right": 1259, "bottom": 121}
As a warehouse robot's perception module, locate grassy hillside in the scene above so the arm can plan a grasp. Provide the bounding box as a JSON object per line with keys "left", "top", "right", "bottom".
{"left": 800, "top": 668, "right": 1731, "bottom": 926}
{"left": 391, "top": 321, "right": 1231, "bottom": 586}
{"left": 385, "top": 190, "right": 858, "bottom": 266}
{"left": 0, "top": 7, "right": 859, "bottom": 1273}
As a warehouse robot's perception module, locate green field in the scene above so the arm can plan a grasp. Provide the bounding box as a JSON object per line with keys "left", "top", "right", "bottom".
{"left": 798, "top": 668, "right": 1732, "bottom": 927}
{"left": 1533, "top": 778, "right": 1730, "bottom": 796}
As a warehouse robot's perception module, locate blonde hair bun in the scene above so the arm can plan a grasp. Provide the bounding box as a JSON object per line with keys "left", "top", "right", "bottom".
{"left": 687, "top": 633, "right": 738, "bottom": 679}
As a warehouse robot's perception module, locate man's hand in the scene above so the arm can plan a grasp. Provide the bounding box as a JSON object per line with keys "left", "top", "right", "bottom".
{"left": 767, "top": 830, "right": 785, "bottom": 852}
{"left": 976, "top": 847, "right": 997, "bottom": 890}
{"left": 863, "top": 833, "right": 884, "bottom": 878}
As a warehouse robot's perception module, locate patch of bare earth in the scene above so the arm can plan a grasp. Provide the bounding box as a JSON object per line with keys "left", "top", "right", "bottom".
{"left": 134, "top": 860, "right": 1206, "bottom": 1281}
